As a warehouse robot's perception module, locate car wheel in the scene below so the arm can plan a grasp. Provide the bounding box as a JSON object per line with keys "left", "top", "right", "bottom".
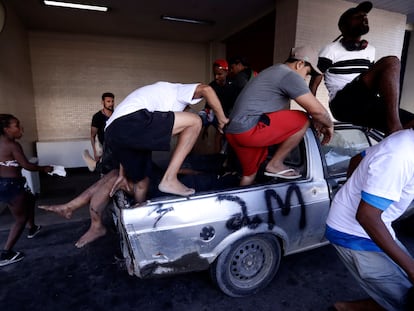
{"left": 210, "top": 234, "right": 281, "bottom": 297}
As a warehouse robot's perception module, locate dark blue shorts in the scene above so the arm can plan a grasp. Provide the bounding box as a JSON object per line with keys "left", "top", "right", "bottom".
{"left": 0, "top": 177, "right": 28, "bottom": 203}
{"left": 105, "top": 109, "right": 175, "bottom": 182}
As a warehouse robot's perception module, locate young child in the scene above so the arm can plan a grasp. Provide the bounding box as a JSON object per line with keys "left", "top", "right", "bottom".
{"left": 0, "top": 114, "right": 53, "bottom": 267}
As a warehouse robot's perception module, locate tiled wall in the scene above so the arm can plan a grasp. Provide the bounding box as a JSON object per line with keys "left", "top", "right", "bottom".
{"left": 0, "top": 3, "right": 37, "bottom": 156}
{"left": 29, "top": 32, "right": 211, "bottom": 141}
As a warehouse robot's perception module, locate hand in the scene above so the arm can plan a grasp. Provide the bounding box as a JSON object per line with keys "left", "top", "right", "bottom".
{"left": 110, "top": 175, "right": 131, "bottom": 197}
{"left": 217, "top": 117, "right": 230, "bottom": 134}
{"left": 43, "top": 166, "right": 53, "bottom": 173}
{"left": 313, "top": 121, "right": 333, "bottom": 145}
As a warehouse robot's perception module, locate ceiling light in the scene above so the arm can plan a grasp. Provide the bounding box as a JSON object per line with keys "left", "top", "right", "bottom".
{"left": 43, "top": 1, "right": 109, "bottom": 12}
{"left": 161, "top": 15, "right": 214, "bottom": 25}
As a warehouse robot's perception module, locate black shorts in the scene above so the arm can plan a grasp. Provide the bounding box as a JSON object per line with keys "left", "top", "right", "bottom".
{"left": 330, "top": 79, "right": 414, "bottom": 133}
{"left": 0, "top": 177, "right": 30, "bottom": 203}
{"left": 105, "top": 109, "right": 175, "bottom": 182}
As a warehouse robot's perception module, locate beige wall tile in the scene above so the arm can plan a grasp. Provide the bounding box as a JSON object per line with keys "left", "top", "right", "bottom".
{"left": 29, "top": 32, "right": 211, "bottom": 141}
{"left": 0, "top": 3, "right": 37, "bottom": 156}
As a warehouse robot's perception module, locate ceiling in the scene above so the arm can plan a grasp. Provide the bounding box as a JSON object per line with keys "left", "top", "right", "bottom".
{"left": 6, "top": 0, "right": 414, "bottom": 43}
{"left": 6, "top": 0, "right": 275, "bottom": 43}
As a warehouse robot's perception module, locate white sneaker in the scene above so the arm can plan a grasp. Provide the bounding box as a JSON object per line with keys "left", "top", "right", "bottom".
{"left": 0, "top": 250, "right": 24, "bottom": 267}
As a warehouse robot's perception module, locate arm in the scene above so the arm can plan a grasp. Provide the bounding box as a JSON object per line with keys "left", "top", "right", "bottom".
{"left": 294, "top": 92, "right": 334, "bottom": 145}
{"left": 309, "top": 74, "right": 323, "bottom": 96}
{"left": 11, "top": 142, "right": 52, "bottom": 173}
{"left": 90, "top": 126, "right": 100, "bottom": 161}
{"left": 347, "top": 152, "right": 364, "bottom": 178}
{"left": 193, "top": 84, "right": 229, "bottom": 133}
{"left": 356, "top": 200, "right": 414, "bottom": 284}
{"left": 309, "top": 56, "right": 333, "bottom": 96}
{"left": 110, "top": 164, "right": 131, "bottom": 197}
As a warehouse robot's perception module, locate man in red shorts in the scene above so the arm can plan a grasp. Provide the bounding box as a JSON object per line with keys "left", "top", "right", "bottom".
{"left": 226, "top": 46, "right": 333, "bottom": 186}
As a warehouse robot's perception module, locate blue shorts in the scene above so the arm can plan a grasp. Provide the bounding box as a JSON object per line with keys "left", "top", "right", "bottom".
{"left": 333, "top": 242, "right": 412, "bottom": 311}
{"left": 105, "top": 109, "right": 175, "bottom": 182}
{"left": 0, "top": 177, "right": 29, "bottom": 203}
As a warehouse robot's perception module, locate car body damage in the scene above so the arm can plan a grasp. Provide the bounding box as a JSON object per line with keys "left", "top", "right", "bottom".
{"left": 111, "top": 124, "right": 404, "bottom": 296}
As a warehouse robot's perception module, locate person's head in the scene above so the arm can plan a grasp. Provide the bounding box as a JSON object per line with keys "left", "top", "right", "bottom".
{"left": 338, "top": 1, "right": 372, "bottom": 38}
{"left": 0, "top": 114, "right": 23, "bottom": 139}
{"left": 101, "top": 92, "right": 115, "bottom": 112}
{"left": 212, "top": 59, "right": 229, "bottom": 86}
{"left": 228, "top": 56, "right": 250, "bottom": 76}
{"left": 285, "top": 46, "right": 321, "bottom": 78}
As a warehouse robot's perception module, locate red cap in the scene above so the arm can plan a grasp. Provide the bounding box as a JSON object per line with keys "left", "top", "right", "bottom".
{"left": 213, "top": 59, "right": 228, "bottom": 71}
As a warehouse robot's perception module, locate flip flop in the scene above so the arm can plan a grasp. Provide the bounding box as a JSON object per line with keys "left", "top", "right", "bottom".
{"left": 264, "top": 168, "right": 302, "bottom": 179}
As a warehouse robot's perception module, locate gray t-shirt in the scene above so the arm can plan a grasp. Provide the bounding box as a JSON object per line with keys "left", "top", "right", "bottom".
{"left": 226, "top": 64, "right": 311, "bottom": 134}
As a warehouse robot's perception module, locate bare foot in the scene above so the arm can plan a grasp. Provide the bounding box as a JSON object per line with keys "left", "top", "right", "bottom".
{"left": 158, "top": 181, "right": 195, "bottom": 196}
{"left": 82, "top": 149, "right": 96, "bottom": 172}
{"left": 38, "top": 205, "right": 73, "bottom": 219}
{"left": 75, "top": 226, "right": 107, "bottom": 248}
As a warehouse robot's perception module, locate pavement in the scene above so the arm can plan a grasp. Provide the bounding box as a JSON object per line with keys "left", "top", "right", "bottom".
{"left": 1, "top": 169, "right": 414, "bottom": 311}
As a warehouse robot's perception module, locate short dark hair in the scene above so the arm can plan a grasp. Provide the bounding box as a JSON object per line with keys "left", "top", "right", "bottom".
{"left": 102, "top": 92, "right": 114, "bottom": 100}
{"left": 0, "top": 114, "right": 17, "bottom": 135}
{"left": 228, "top": 56, "right": 250, "bottom": 67}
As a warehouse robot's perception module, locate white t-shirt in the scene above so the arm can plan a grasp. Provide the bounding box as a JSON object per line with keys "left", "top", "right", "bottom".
{"left": 318, "top": 41, "right": 375, "bottom": 100}
{"left": 106, "top": 82, "right": 202, "bottom": 129}
{"left": 327, "top": 129, "right": 414, "bottom": 240}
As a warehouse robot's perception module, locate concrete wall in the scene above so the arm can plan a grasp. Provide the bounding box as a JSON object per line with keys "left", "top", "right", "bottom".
{"left": 29, "top": 32, "right": 213, "bottom": 141}
{"left": 0, "top": 2, "right": 37, "bottom": 156}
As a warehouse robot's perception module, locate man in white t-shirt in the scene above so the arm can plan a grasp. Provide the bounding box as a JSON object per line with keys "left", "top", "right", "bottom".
{"left": 105, "top": 82, "right": 229, "bottom": 199}
{"left": 310, "top": 1, "right": 414, "bottom": 135}
{"left": 326, "top": 129, "right": 414, "bottom": 310}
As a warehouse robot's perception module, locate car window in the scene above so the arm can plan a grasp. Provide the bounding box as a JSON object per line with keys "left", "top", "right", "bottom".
{"left": 321, "top": 128, "right": 371, "bottom": 176}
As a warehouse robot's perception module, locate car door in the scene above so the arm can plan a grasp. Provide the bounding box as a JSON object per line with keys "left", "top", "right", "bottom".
{"left": 319, "top": 123, "right": 383, "bottom": 199}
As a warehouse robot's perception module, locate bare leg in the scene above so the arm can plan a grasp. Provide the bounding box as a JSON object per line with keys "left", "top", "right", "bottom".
{"left": 133, "top": 177, "right": 149, "bottom": 203}
{"left": 4, "top": 193, "right": 28, "bottom": 250}
{"left": 360, "top": 56, "right": 402, "bottom": 134}
{"left": 39, "top": 170, "right": 119, "bottom": 219}
{"left": 74, "top": 170, "right": 120, "bottom": 248}
{"left": 334, "top": 298, "right": 385, "bottom": 311}
{"left": 25, "top": 192, "right": 37, "bottom": 230}
{"left": 265, "top": 121, "right": 309, "bottom": 175}
{"left": 240, "top": 173, "right": 257, "bottom": 186}
{"left": 158, "top": 112, "right": 202, "bottom": 196}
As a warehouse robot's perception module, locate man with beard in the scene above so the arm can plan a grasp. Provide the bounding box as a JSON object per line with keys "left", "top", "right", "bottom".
{"left": 83, "top": 92, "right": 115, "bottom": 172}
{"left": 310, "top": 1, "right": 414, "bottom": 135}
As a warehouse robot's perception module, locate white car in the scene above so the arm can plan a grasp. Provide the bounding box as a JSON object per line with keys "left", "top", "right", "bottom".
{"left": 112, "top": 123, "right": 398, "bottom": 297}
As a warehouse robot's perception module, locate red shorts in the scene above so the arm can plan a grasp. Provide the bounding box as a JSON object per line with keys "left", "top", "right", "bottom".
{"left": 226, "top": 110, "right": 308, "bottom": 176}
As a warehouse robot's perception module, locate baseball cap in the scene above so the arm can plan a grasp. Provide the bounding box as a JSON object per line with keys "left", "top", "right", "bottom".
{"left": 213, "top": 59, "right": 228, "bottom": 71}
{"left": 338, "top": 1, "right": 372, "bottom": 31}
{"left": 290, "top": 46, "right": 321, "bottom": 75}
